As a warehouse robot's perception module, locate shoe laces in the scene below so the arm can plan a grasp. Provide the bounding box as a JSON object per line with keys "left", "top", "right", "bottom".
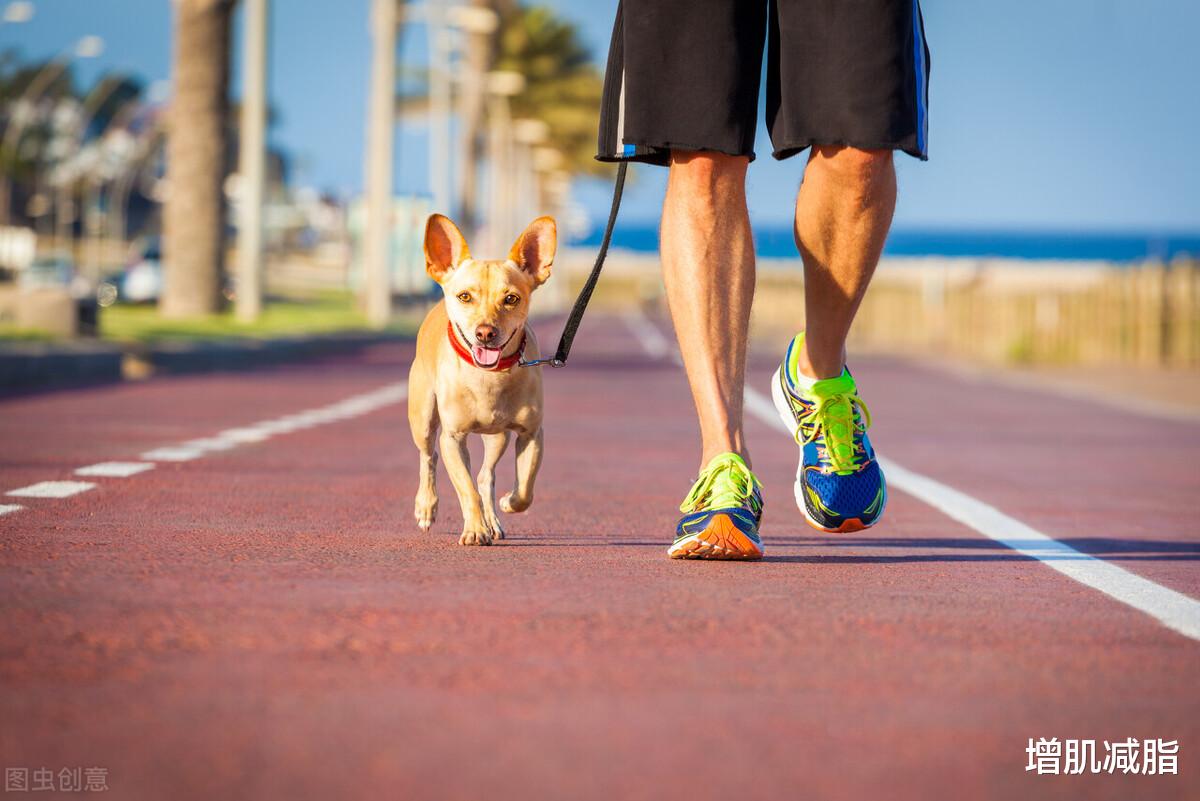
{"left": 795, "top": 381, "right": 873, "bottom": 476}
{"left": 679, "top": 453, "right": 761, "bottom": 514}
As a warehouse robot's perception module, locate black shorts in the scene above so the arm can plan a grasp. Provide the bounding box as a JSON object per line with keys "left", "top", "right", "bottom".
{"left": 596, "top": 0, "right": 930, "bottom": 165}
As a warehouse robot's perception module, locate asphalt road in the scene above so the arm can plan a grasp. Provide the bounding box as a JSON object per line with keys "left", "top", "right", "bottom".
{"left": 2, "top": 313, "right": 1197, "bottom": 801}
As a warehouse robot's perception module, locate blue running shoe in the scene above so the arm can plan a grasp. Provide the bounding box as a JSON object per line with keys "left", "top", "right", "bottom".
{"left": 669, "top": 452, "right": 765, "bottom": 560}
{"left": 770, "top": 333, "right": 886, "bottom": 533}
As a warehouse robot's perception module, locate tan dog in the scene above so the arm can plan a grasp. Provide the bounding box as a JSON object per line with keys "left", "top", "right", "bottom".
{"left": 408, "top": 214, "right": 554, "bottom": 545}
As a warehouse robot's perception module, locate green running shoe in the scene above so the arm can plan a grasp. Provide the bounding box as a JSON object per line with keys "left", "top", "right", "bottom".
{"left": 771, "top": 332, "right": 886, "bottom": 532}
{"left": 669, "top": 452, "right": 765, "bottom": 560}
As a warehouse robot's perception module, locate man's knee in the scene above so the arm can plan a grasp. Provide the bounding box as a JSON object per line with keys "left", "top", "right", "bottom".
{"left": 668, "top": 149, "right": 749, "bottom": 189}
{"left": 810, "top": 145, "right": 894, "bottom": 187}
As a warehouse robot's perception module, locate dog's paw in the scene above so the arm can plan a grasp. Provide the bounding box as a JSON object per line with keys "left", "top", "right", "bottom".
{"left": 458, "top": 526, "right": 494, "bottom": 546}
{"left": 415, "top": 497, "right": 438, "bottom": 532}
{"left": 484, "top": 513, "right": 505, "bottom": 541}
{"left": 499, "top": 492, "right": 531, "bottom": 514}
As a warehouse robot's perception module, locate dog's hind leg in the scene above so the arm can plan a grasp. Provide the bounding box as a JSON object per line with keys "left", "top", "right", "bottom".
{"left": 477, "top": 432, "right": 511, "bottom": 540}
{"left": 500, "top": 426, "right": 542, "bottom": 514}
{"left": 408, "top": 372, "right": 439, "bottom": 532}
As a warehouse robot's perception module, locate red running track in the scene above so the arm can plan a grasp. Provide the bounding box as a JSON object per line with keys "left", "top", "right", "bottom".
{"left": 1, "top": 314, "right": 1197, "bottom": 801}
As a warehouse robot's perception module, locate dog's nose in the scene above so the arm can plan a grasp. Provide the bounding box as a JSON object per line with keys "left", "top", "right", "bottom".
{"left": 475, "top": 324, "right": 499, "bottom": 345}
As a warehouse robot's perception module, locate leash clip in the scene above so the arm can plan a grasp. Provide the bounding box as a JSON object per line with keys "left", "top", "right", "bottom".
{"left": 518, "top": 357, "right": 565, "bottom": 369}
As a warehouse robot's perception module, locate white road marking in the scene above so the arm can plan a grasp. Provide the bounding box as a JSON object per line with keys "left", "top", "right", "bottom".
{"left": 75, "top": 461, "right": 155, "bottom": 478}
{"left": 141, "top": 446, "right": 206, "bottom": 462}
{"left": 622, "top": 310, "right": 1200, "bottom": 643}
{"left": 622, "top": 311, "right": 671, "bottom": 359}
{"left": 251, "top": 419, "right": 303, "bottom": 435}
{"left": 180, "top": 437, "right": 240, "bottom": 453}
{"left": 876, "top": 457, "right": 1200, "bottom": 642}
{"left": 3, "top": 381, "right": 410, "bottom": 516}
{"left": 216, "top": 427, "right": 272, "bottom": 444}
{"left": 7, "top": 481, "right": 96, "bottom": 499}
{"left": 137, "top": 381, "right": 408, "bottom": 460}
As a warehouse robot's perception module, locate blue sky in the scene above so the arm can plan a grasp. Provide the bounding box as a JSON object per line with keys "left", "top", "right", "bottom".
{"left": 5, "top": 0, "right": 1199, "bottom": 232}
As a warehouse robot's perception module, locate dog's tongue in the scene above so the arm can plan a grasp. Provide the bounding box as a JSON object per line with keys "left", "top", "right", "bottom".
{"left": 473, "top": 344, "right": 502, "bottom": 367}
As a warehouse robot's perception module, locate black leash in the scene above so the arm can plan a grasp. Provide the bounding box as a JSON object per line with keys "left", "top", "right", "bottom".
{"left": 520, "top": 161, "right": 627, "bottom": 369}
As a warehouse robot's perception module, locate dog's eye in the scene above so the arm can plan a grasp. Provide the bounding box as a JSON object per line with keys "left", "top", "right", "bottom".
{"left": 456, "top": 292, "right": 472, "bottom": 303}
{"left": 504, "top": 294, "right": 520, "bottom": 306}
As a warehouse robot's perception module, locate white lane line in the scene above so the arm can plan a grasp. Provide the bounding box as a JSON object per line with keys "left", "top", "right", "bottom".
{"left": 876, "top": 457, "right": 1200, "bottom": 642}
{"left": 141, "top": 446, "right": 206, "bottom": 462}
{"left": 622, "top": 310, "right": 671, "bottom": 359}
{"left": 622, "top": 311, "right": 1200, "bottom": 643}
{"left": 215, "top": 427, "right": 272, "bottom": 445}
{"left": 7, "top": 480, "right": 96, "bottom": 499}
{"left": 142, "top": 381, "right": 409, "bottom": 460}
{"left": 2, "top": 382, "right": 410, "bottom": 516}
{"left": 180, "top": 437, "right": 240, "bottom": 453}
{"left": 250, "top": 419, "right": 304, "bottom": 435}
{"left": 75, "top": 461, "right": 155, "bottom": 478}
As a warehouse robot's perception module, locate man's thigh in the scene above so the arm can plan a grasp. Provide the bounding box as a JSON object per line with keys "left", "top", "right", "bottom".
{"left": 767, "top": 0, "right": 931, "bottom": 161}
{"left": 597, "top": 0, "right": 769, "bottom": 166}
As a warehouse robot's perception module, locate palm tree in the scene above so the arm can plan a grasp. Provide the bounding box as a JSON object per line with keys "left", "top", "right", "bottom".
{"left": 0, "top": 56, "right": 78, "bottom": 225}
{"left": 444, "top": 2, "right": 603, "bottom": 235}
{"left": 494, "top": 4, "right": 605, "bottom": 177}
{"left": 160, "top": 0, "right": 234, "bottom": 318}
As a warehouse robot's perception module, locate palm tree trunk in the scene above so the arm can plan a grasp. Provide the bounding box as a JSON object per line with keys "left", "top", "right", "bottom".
{"left": 161, "top": 0, "right": 233, "bottom": 318}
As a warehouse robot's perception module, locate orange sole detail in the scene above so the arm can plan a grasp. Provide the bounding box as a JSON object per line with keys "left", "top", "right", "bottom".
{"left": 803, "top": 516, "right": 867, "bottom": 534}
{"left": 668, "top": 515, "right": 764, "bottom": 561}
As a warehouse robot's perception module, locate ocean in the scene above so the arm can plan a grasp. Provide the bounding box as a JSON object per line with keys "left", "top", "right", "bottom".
{"left": 571, "top": 226, "right": 1200, "bottom": 263}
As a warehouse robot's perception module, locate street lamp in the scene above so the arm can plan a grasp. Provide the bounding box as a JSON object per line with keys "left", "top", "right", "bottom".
{"left": 511, "top": 116, "right": 548, "bottom": 227}
{"left": 404, "top": 2, "right": 500, "bottom": 223}
{"left": 235, "top": 0, "right": 268, "bottom": 322}
{"left": 426, "top": 0, "right": 452, "bottom": 216}
{"left": 362, "top": 0, "right": 399, "bottom": 329}
{"left": 484, "top": 70, "right": 524, "bottom": 256}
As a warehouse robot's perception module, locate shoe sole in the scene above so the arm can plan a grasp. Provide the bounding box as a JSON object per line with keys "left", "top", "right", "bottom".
{"left": 770, "top": 365, "right": 880, "bottom": 535}
{"left": 667, "top": 514, "right": 764, "bottom": 560}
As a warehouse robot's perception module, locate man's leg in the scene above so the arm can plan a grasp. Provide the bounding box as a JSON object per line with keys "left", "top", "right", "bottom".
{"left": 661, "top": 149, "right": 765, "bottom": 560}
{"left": 660, "top": 150, "right": 755, "bottom": 470}
{"left": 793, "top": 145, "right": 896, "bottom": 380}
{"left": 771, "top": 144, "right": 895, "bottom": 534}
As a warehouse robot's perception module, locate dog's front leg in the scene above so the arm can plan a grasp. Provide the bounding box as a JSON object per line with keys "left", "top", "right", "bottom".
{"left": 477, "top": 432, "right": 511, "bottom": 540}
{"left": 500, "top": 426, "right": 542, "bottom": 514}
{"left": 408, "top": 380, "right": 440, "bottom": 532}
{"left": 439, "top": 430, "right": 492, "bottom": 545}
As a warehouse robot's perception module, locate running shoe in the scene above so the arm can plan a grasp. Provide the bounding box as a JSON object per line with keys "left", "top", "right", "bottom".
{"left": 669, "top": 452, "right": 765, "bottom": 560}
{"left": 771, "top": 332, "right": 886, "bottom": 533}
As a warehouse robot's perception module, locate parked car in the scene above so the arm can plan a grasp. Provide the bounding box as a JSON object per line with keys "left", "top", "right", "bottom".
{"left": 97, "top": 238, "right": 163, "bottom": 306}
{"left": 19, "top": 254, "right": 74, "bottom": 291}
{"left": 97, "top": 237, "right": 236, "bottom": 307}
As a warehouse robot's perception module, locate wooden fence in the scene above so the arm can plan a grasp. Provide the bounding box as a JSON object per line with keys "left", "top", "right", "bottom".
{"left": 752, "top": 258, "right": 1200, "bottom": 368}
{"left": 558, "top": 250, "right": 1200, "bottom": 370}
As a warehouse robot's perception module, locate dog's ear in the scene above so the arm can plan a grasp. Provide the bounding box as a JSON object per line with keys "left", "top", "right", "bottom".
{"left": 508, "top": 216, "right": 556, "bottom": 286}
{"left": 424, "top": 214, "right": 471, "bottom": 283}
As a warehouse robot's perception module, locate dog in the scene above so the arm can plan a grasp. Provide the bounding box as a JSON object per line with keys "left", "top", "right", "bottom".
{"left": 408, "top": 214, "right": 555, "bottom": 545}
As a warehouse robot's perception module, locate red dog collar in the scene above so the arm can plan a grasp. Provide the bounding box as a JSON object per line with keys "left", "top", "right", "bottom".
{"left": 447, "top": 321, "right": 526, "bottom": 371}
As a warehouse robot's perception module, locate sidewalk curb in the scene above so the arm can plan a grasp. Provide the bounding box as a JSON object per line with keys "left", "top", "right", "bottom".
{"left": 0, "top": 331, "right": 405, "bottom": 394}
{"left": 0, "top": 340, "right": 124, "bottom": 392}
